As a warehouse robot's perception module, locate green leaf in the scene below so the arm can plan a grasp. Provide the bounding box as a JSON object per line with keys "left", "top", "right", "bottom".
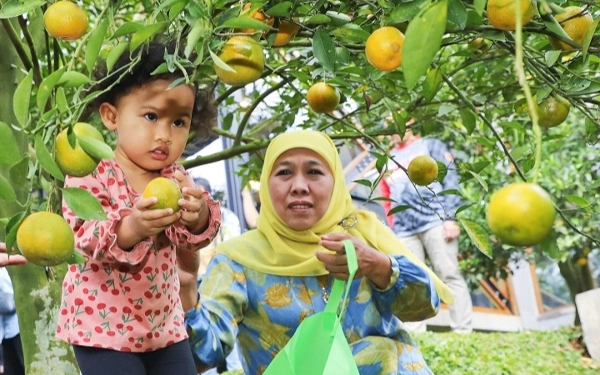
{"left": 9, "top": 156, "right": 29, "bottom": 189}
{"left": 4, "top": 211, "right": 25, "bottom": 254}
{"left": 34, "top": 135, "right": 64, "bottom": 181}
{"left": 331, "top": 24, "right": 370, "bottom": 43}
{"left": 66, "top": 250, "right": 87, "bottom": 265}
{"left": 422, "top": 67, "right": 443, "bottom": 102}
{"left": 0, "top": 174, "right": 16, "bottom": 202}
{"left": 61, "top": 187, "right": 107, "bottom": 221}
{"left": 447, "top": 0, "right": 467, "bottom": 29}
{"left": 185, "top": 19, "right": 208, "bottom": 58}
{"left": 312, "top": 29, "right": 336, "bottom": 72}
{"left": 544, "top": 50, "right": 561, "bottom": 67}
{"left": 78, "top": 136, "right": 114, "bottom": 160}
{"left": 111, "top": 22, "right": 143, "bottom": 39}
{"left": 403, "top": 0, "right": 448, "bottom": 90}
{"left": 57, "top": 71, "right": 90, "bottom": 88}
{"left": 0, "top": 0, "right": 45, "bottom": 18}
{"left": 582, "top": 18, "right": 599, "bottom": 61}
{"left": 218, "top": 17, "right": 273, "bottom": 31}
{"left": 565, "top": 195, "right": 590, "bottom": 208}
{"left": 13, "top": 70, "right": 33, "bottom": 128}
{"left": 85, "top": 18, "right": 109, "bottom": 73}
{"left": 353, "top": 179, "right": 372, "bottom": 188}
{"left": 459, "top": 218, "right": 493, "bottom": 258}
{"left": 325, "top": 11, "right": 352, "bottom": 27}
{"left": 459, "top": 108, "right": 476, "bottom": 134}
{"left": 0, "top": 122, "right": 20, "bottom": 166}
{"left": 130, "top": 22, "right": 169, "bottom": 51}
{"left": 538, "top": 230, "right": 560, "bottom": 259}
{"left": 209, "top": 49, "right": 235, "bottom": 72}
{"left": 304, "top": 14, "right": 331, "bottom": 25}
{"left": 388, "top": 0, "right": 430, "bottom": 24}
{"left": 467, "top": 170, "right": 488, "bottom": 191}
{"left": 389, "top": 205, "right": 412, "bottom": 215}
{"left": 167, "top": 0, "right": 187, "bottom": 20}
{"left": 37, "top": 68, "right": 65, "bottom": 113}
{"left": 106, "top": 42, "right": 129, "bottom": 72}
{"left": 265, "top": 2, "right": 292, "bottom": 17}
{"left": 56, "top": 87, "right": 68, "bottom": 113}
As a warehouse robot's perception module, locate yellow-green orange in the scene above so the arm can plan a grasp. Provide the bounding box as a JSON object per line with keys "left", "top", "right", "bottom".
{"left": 272, "top": 20, "right": 300, "bottom": 47}
{"left": 16, "top": 212, "right": 74, "bottom": 266}
{"left": 143, "top": 177, "right": 182, "bottom": 212}
{"left": 407, "top": 155, "right": 438, "bottom": 186}
{"left": 487, "top": 0, "right": 535, "bottom": 31}
{"left": 43, "top": 1, "right": 88, "bottom": 41}
{"left": 306, "top": 82, "right": 340, "bottom": 114}
{"left": 214, "top": 36, "right": 265, "bottom": 86}
{"left": 549, "top": 6, "right": 593, "bottom": 51}
{"left": 533, "top": 95, "right": 570, "bottom": 128}
{"left": 487, "top": 183, "right": 556, "bottom": 247}
{"left": 365, "top": 26, "right": 405, "bottom": 71}
{"left": 56, "top": 122, "right": 104, "bottom": 177}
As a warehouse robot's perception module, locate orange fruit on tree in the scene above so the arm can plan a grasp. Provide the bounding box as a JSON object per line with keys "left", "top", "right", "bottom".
{"left": 16, "top": 212, "right": 74, "bottom": 266}
{"left": 487, "top": 182, "right": 556, "bottom": 247}
{"left": 239, "top": 3, "right": 274, "bottom": 35}
{"left": 306, "top": 82, "right": 340, "bottom": 114}
{"left": 43, "top": 1, "right": 88, "bottom": 41}
{"left": 468, "top": 38, "right": 489, "bottom": 54}
{"left": 214, "top": 36, "right": 265, "bottom": 87}
{"left": 272, "top": 20, "right": 300, "bottom": 47}
{"left": 365, "top": 26, "right": 405, "bottom": 71}
{"left": 143, "top": 177, "right": 182, "bottom": 212}
{"left": 486, "top": 0, "right": 535, "bottom": 31}
{"left": 56, "top": 122, "right": 104, "bottom": 177}
{"left": 532, "top": 94, "right": 570, "bottom": 128}
{"left": 549, "top": 6, "right": 593, "bottom": 51}
{"left": 407, "top": 155, "right": 439, "bottom": 186}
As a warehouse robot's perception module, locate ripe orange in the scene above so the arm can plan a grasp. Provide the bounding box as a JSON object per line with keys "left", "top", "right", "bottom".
{"left": 56, "top": 122, "right": 104, "bottom": 177}
{"left": 407, "top": 155, "right": 438, "bottom": 186}
{"left": 239, "top": 3, "right": 274, "bottom": 35}
{"left": 16, "top": 212, "right": 74, "bottom": 266}
{"left": 143, "top": 177, "right": 182, "bottom": 212}
{"left": 272, "top": 20, "right": 300, "bottom": 47}
{"left": 365, "top": 26, "right": 405, "bottom": 71}
{"left": 43, "top": 1, "right": 88, "bottom": 41}
{"left": 487, "top": 183, "right": 556, "bottom": 246}
{"left": 306, "top": 82, "right": 340, "bottom": 113}
{"left": 487, "top": 0, "right": 535, "bottom": 31}
{"left": 533, "top": 94, "right": 570, "bottom": 128}
{"left": 214, "top": 36, "right": 265, "bottom": 86}
{"left": 549, "top": 6, "right": 593, "bottom": 51}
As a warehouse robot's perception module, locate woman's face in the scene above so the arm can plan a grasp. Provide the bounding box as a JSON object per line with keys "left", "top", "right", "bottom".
{"left": 268, "top": 148, "right": 334, "bottom": 231}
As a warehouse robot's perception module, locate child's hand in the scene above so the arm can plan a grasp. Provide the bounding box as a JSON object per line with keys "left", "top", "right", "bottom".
{"left": 174, "top": 170, "right": 208, "bottom": 233}
{"left": 127, "top": 196, "right": 181, "bottom": 239}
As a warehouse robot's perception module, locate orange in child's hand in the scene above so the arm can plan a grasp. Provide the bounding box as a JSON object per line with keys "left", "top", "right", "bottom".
{"left": 143, "top": 177, "right": 182, "bottom": 212}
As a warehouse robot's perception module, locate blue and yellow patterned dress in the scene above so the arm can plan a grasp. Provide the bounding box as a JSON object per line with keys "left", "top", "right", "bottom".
{"left": 186, "top": 252, "right": 440, "bottom": 375}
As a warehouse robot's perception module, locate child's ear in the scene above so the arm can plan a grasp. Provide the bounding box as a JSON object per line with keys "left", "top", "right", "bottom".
{"left": 99, "top": 103, "right": 117, "bottom": 131}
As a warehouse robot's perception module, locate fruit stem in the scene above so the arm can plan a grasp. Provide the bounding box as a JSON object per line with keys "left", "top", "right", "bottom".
{"left": 513, "top": 0, "right": 540, "bottom": 184}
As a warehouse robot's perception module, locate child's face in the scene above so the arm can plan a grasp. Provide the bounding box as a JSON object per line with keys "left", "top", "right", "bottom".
{"left": 101, "top": 79, "right": 195, "bottom": 173}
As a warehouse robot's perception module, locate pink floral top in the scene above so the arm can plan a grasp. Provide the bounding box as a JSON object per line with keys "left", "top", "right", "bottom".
{"left": 56, "top": 159, "right": 221, "bottom": 352}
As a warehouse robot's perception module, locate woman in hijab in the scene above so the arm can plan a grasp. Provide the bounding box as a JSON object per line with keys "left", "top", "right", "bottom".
{"left": 181, "top": 130, "right": 453, "bottom": 375}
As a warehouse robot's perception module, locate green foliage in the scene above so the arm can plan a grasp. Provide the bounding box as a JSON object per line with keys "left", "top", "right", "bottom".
{"left": 416, "top": 327, "right": 600, "bottom": 375}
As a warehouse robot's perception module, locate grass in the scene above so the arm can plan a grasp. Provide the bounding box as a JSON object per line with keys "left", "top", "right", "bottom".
{"left": 416, "top": 326, "right": 599, "bottom": 375}
{"left": 220, "top": 326, "right": 599, "bottom": 375}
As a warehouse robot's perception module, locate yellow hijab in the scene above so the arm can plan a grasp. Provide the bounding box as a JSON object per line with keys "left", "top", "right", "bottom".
{"left": 217, "top": 130, "right": 453, "bottom": 303}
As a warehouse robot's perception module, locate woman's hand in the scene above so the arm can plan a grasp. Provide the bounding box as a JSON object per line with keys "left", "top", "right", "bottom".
{"left": 175, "top": 170, "right": 209, "bottom": 234}
{"left": 316, "top": 233, "right": 392, "bottom": 289}
{"left": 0, "top": 242, "right": 27, "bottom": 267}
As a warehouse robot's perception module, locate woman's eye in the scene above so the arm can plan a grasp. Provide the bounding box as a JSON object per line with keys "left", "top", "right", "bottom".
{"left": 308, "top": 169, "right": 323, "bottom": 175}
{"left": 144, "top": 113, "right": 157, "bottom": 121}
{"left": 275, "top": 169, "right": 291, "bottom": 176}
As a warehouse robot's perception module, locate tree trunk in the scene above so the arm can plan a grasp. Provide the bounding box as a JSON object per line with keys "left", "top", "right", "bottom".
{"left": 0, "top": 19, "right": 79, "bottom": 375}
{"left": 557, "top": 254, "right": 596, "bottom": 326}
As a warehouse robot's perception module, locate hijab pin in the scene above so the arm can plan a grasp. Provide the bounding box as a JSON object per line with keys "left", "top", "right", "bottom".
{"left": 339, "top": 214, "right": 357, "bottom": 230}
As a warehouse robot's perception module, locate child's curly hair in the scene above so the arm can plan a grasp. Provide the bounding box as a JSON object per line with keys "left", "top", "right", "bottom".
{"left": 90, "top": 42, "right": 217, "bottom": 140}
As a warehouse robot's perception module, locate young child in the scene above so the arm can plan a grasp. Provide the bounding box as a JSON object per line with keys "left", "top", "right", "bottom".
{"left": 56, "top": 42, "right": 222, "bottom": 375}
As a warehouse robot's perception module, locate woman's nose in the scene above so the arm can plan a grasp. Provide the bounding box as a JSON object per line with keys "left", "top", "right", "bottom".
{"left": 290, "top": 176, "right": 309, "bottom": 194}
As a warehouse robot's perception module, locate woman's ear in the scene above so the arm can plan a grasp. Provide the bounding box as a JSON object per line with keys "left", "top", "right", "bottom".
{"left": 99, "top": 103, "right": 117, "bottom": 131}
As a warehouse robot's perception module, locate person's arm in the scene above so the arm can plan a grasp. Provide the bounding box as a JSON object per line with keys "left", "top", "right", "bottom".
{"left": 185, "top": 254, "right": 247, "bottom": 369}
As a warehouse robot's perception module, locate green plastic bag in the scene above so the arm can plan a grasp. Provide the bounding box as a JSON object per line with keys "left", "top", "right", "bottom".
{"left": 263, "top": 239, "right": 360, "bottom": 375}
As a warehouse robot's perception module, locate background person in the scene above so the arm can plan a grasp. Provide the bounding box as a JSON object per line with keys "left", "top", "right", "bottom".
{"left": 180, "top": 130, "right": 454, "bottom": 375}
{"left": 56, "top": 42, "right": 222, "bottom": 375}
{"left": 380, "top": 126, "right": 473, "bottom": 334}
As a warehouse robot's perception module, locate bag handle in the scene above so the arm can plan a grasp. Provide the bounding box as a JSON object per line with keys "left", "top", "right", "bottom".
{"left": 324, "top": 240, "right": 358, "bottom": 320}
